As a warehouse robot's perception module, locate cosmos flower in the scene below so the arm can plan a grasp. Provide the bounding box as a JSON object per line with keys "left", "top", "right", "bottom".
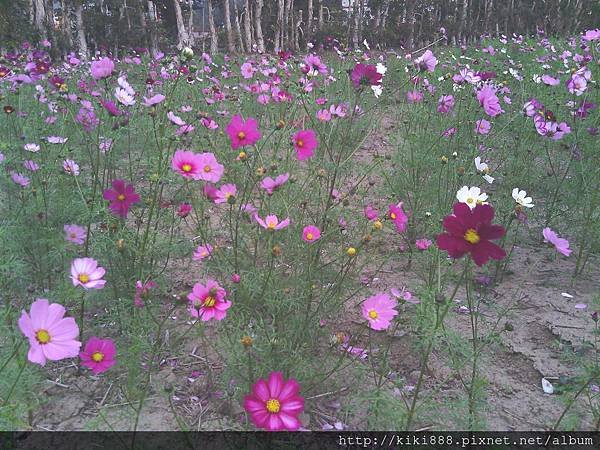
{"left": 102, "top": 179, "right": 140, "bottom": 218}
{"left": 476, "top": 86, "right": 502, "bottom": 117}
{"left": 214, "top": 184, "right": 237, "bottom": 204}
{"left": 70, "top": 257, "right": 106, "bottom": 289}
{"left": 475, "top": 119, "right": 491, "bottom": 134}
{"left": 187, "top": 279, "right": 231, "bottom": 321}
{"left": 542, "top": 228, "right": 571, "bottom": 257}
{"left": 456, "top": 186, "right": 488, "bottom": 209}
{"left": 436, "top": 203, "right": 506, "bottom": 266}
{"left": 362, "top": 293, "right": 398, "bottom": 330}
{"left": 388, "top": 202, "right": 408, "bottom": 233}
{"left": 437, "top": 95, "right": 455, "bottom": 114}
{"left": 90, "top": 57, "right": 114, "bottom": 79}
{"left": 11, "top": 172, "right": 29, "bottom": 187}
{"left": 512, "top": 188, "right": 534, "bottom": 208}
{"left": 193, "top": 244, "right": 213, "bottom": 261}
{"left": 243, "top": 371, "right": 304, "bottom": 431}
{"left": 292, "top": 129, "right": 318, "bottom": 161}
{"left": 414, "top": 50, "right": 437, "bottom": 72}
{"left": 350, "top": 63, "right": 383, "bottom": 89}
{"left": 79, "top": 337, "right": 116, "bottom": 374}
{"left": 254, "top": 214, "right": 290, "bottom": 231}
{"left": 302, "top": 225, "right": 321, "bottom": 243}
{"left": 18, "top": 298, "right": 81, "bottom": 366}
{"left": 64, "top": 224, "right": 86, "bottom": 245}
{"left": 63, "top": 159, "right": 80, "bottom": 175}
{"left": 134, "top": 279, "right": 157, "bottom": 307}
{"left": 260, "top": 173, "right": 289, "bottom": 195}
{"left": 225, "top": 115, "right": 261, "bottom": 149}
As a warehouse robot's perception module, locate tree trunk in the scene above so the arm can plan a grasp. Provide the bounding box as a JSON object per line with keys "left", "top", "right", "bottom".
{"left": 274, "top": 0, "right": 284, "bottom": 51}
{"left": 243, "top": 0, "right": 252, "bottom": 52}
{"left": 223, "top": 0, "right": 235, "bottom": 53}
{"left": 233, "top": 0, "right": 245, "bottom": 52}
{"left": 33, "top": 0, "right": 47, "bottom": 38}
{"left": 147, "top": 0, "right": 159, "bottom": 56}
{"left": 207, "top": 0, "right": 218, "bottom": 53}
{"left": 61, "top": 0, "right": 73, "bottom": 54}
{"left": 295, "top": 8, "right": 302, "bottom": 51}
{"left": 459, "top": 0, "right": 469, "bottom": 43}
{"left": 188, "top": 0, "right": 195, "bottom": 47}
{"left": 352, "top": 0, "right": 359, "bottom": 48}
{"left": 254, "top": 0, "right": 265, "bottom": 52}
{"left": 318, "top": 0, "right": 323, "bottom": 30}
{"left": 75, "top": 1, "right": 88, "bottom": 58}
{"left": 306, "top": 0, "right": 312, "bottom": 47}
{"left": 173, "top": 0, "right": 189, "bottom": 49}
{"left": 284, "top": 0, "right": 290, "bottom": 48}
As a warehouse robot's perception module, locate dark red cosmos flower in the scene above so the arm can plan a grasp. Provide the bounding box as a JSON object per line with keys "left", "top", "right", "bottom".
{"left": 436, "top": 203, "right": 506, "bottom": 266}
{"left": 102, "top": 179, "right": 140, "bottom": 218}
{"left": 350, "top": 63, "right": 382, "bottom": 89}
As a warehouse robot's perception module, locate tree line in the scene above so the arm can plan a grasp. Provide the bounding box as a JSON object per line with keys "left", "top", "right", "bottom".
{"left": 0, "top": 0, "right": 598, "bottom": 57}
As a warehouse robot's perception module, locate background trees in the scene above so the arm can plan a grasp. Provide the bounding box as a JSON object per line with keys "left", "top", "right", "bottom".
{"left": 1, "top": 0, "right": 598, "bottom": 57}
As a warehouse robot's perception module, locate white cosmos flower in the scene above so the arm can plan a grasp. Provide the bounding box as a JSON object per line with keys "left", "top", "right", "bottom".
{"left": 376, "top": 63, "right": 387, "bottom": 75}
{"left": 475, "top": 157, "right": 495, "bottom": 184}
{"left": 457, "top": 186, "right": 488, "bottom": 209}
{"left": 371, "top": 85, "right": 383, "bottom": 98}
{"left": 512, "top": 188, "right": 534, "bottom": 208}
{"left": 115, "top": 87, "right": 135, "bottom": 106}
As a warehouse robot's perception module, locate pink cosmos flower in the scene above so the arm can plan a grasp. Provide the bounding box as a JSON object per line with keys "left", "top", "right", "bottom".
{"left": 75, "top": 107, "right": 100, "bottom": 132}
{"left": 302, "top": 225, "right": 321, "bottom": 243}
{"left": 24, "top": 143, "right": 40, "bottom": 152}
{"left": 187, "top": 279, "right": 232, "bottom": 321}
{"left": 243, "top": 371, "right": 304, "bottom": 431}
{"left": 23, "top": 160, "right": 39, "bottom": 171}
{"left": 177, "top": 202, "right": 192, "bottom": 218}
{"left": 18, "top": 298, "right": 81, "bottom": 366}
{"left": 407, "top": 90, "right": 424, "bottom": 103}
{"left": 362, "top": 293, "right": 398, "bottom": 331}
{"left": 102, "top": 179, "right": 141, "bottom": 218}
{"left": 63, "top": 159, "right": 80, "bottom": 175}
{"left": 414, "top": 50, "right": 437, "bottom": 72}
{"left": 71, "top": 257, "right": 106, "bottom": 289}
{"left": 541, "top": 75, "right": 560, "bottom": 86}
{"left": 11, "top": 172, "right": 30, "bottom": 187}
{"left": 214, "top": 184, "right": 237, "bottom": 204}
{"left": 143, "top": 94, "right": 165, "bottom": 106}
{"left": 171, "top": 150, "right": 204, "bottom": 180}
{"left": 64, "top": 224, "right": 86, "bottom": 245}
{"left": 260, "top": 173, "right": 289, "bottom": 195}
{"left": 226, "top": 115, "right": 261, "bottom": 149}
{"left": 350, "top": 63, "right": 382, "bottom": 89}
{"left": 316, "top": 109, "right": 332, "bottom": 122}
{"left": 475, "top": 119, "right": 491, "bottom": 134}
{"left": 388, "top": 202, "right": 408, "bottom": 233}
{"left": 90, "top": 57, "right": 115, "bottom": 79}
{"left": 191, "top": 153, "right": 225, "bottom": 183}
{"left": 437, "top": 95, "right": 455, "bottom": 114}
{"left": 292, "top": 129, "right": 318, "bottom": 161}
{"left": 364, "top": 205, "right": 379, "bottom": 221}
{"left": 542, "top": 227, "right": 572, "bottom": 257}
{"left": 415, "top": 238, "right": 433, "bottom": 250}
{"left": 476, "top": 86, "right": 502, "bottom": 117}
{"left": 79, "top": 337, "right": 116, "bottom": 374}
{"left": 254, "top": 214, "right": 290, "bottom": 231}
{"left": 193, "top": 244, "right": 213, "bottom": 261}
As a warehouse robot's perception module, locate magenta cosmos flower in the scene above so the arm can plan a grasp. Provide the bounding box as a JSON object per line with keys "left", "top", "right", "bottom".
{"left": 350, "top": 63, "right": 382, "bottom": 89}
{"left": 542, "top": 227, "right": 571, "bottom": 257}
{"left": 292, "top": 129, "right": 318, "bottom": 161}
{"left": 187, "top": 279, "right": 232, "bottom": 321}
{"left": 225, "top": 115, "right": 261, "bottom": 149}
{"left": 64, "top": 224, "right": 86, "bottom": 245}
{"left": 90, "top": 57, "right": 115, "bottom": 80}
{"left": 302, "top": 225, "right": 321, "bottom": 243}
{"left": 436, "top": 203, "right": 506, "bottom": 266}
{"left": 361, "top": 293, "right": 398, "bottom": 331}
{"left": 254, "top": 214, "right": 290, "bottom": 231}
{"left": 71, "top": 257, "right": 106, "bottom": 289}
{"left": 79, "top": 337, "right": 116, "bottom": 374}
{"left": 18, "top": 298, "right": 81, "bottom": 366}
{"left": 388, "top": 202, "right": 408, "bottom": 233}
{"left": 102, "top": 179, "right": 140, "bottom": 218}
{"left": 244, "top": 371, "right": 304, "bottom": 431}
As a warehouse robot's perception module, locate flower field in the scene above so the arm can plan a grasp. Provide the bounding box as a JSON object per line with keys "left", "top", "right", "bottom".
{"left": 1, "top": 30, "right": 599, "bottom": 432}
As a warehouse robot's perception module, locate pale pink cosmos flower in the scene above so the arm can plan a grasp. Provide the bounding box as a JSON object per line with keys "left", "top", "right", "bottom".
{"left": 23, "top": 160, "right": 39, "bottom": 171}
{"left": 143, "top": 94, "right": 165, "bottom": 106}
{"left": 475, "top": 119, "right": 491, "bottom": 134}
{"left": 260, "top": 173, "right": 289, "bottom": 195}
{"left": 63, "top": 159, "right": 80, "bottom": 175}
{"left": 362, "top": 293, "right": 398, "bottom": 330}
{"left": 254, "top": 214, "right": 290, "bottom": 231}
{"left": 90, "top": 57, "right": 115, "bottom": 79}
{"left": 71, "top": 257, "right": 106, "bottom": 289}
{"left": 414, "top": 49, "right": 437, "bottom": 72}
{"left": 18, "top": 298, "right": 81, "bottom": 366}
{"left": 193, "top": 244, "right": 213, "bottom": 261}
{"left": 214, "top": 184, "right": 237, "bottom": 204}
{"left": 415, "top": 238, "right": 433, "bottom": 250}
{"left": 64, "top": 224, "right": 86, "bottom": 245}
{"left": 24, "top": 143, "right": 40, "bottom": 152}
{"left": 11, "top": 172, "right": 30, "bottom": 187}
{"left": 542, "top": 227, "right": 572, "bottom": 257}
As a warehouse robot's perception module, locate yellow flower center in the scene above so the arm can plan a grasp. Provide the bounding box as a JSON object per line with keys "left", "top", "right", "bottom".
{"left": 70, "top": 233, "right": 77, "bottom": 239}
{"left": 296, "top": 139, "right": 304, "bottom": 148}
{"left": 117, "top": 194, "right": 126, "bottom": 201}
{"left": 267, "top": 221, "right": 276, "bottom": 229}
{"left": 203, "top": 165, "right": 212, "bottom": 173}
{"left": 92, "top": 351, "right": 104, "bottom": 362}
{"left": 368, "top": 310, "right": 378, "bottom": 319}
{"left": 35, "top": 329, "right": 50, "bottom": 344}
{"left": 464, "top": 228, "right": 480, "bottom": 244}
{"left": 78, "top": 273, "right": 90, "bottom": 283}
{"left": 306, "top": 233, "right": 314, "bottom": 240}
{"left": 237, "top": 131, "right": 246, "bottom": 140}
{"left": 266, "top": 398, "right": 281, "bottom": 413}
{"left": 203, "top": 296, "right": 216, "bottom": 308}
{"left": 466, "top": 198, "right": 474, "bottom": 205}
{"left": 182, "top": 163, "right": 192, "bottom": 172}
{"left": 390, "top": 212, "right": 397, "bottom": 220}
